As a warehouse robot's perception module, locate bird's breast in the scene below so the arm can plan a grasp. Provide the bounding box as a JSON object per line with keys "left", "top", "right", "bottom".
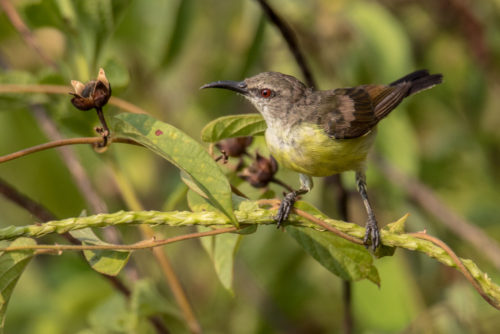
{"left": 265, "top": 123, "right": 376, "bottom": 176}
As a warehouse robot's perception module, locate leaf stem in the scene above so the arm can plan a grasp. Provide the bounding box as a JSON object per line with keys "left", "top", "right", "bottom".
{"left": 0, "top": 137, "right": 140, "bottom": 164}
{"left": 1, "top": 227, "right": 237, "bottom": 253}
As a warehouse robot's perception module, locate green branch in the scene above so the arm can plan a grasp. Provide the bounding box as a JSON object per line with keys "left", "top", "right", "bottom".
{"left": 1, "top": 205, "right": 499, "bottom": 309}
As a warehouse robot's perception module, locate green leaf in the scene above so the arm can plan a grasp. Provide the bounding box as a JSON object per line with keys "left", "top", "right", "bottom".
{"left": 0, "top": 238, "right": 36, "bottom": 331}
{"left": 188, "top": 190, "right": 241, "bottom": 293}
{"left": 287, "top": 226, "right": 380, "bottom": 285}
{"left": 198, "top": 227, "right": 240, "bottom": 294}
{"left": 113, "top": 113, "right": 236, "bottom": 224}
{"left": 69, "top": 228, "right": 130, "bottom": 276}
{"left": 201, "top": 114, "right": 266, "bottom": 143}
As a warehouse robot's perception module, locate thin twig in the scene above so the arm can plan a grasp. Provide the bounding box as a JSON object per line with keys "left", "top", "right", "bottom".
{"left": 0, "top": 227, "right": 237, "bottom": 252}
{"left": 294, "top": 208, "right": 364, "bottom": 245}
{"left": 255, "top": 0, "right": 316, "bottom": 88}
{"left": 257, "top": 198, "right": 362, "bottom": 244}
{"left": 270, "top": 177, "right": 294, "bottom": 193}
{"left": 0, "top": 136, "right": 140, "bottom": 164}
{"left": 0, "top": 84, "right": 148, "bottom": 114}
{"left": 0, "top": 0, "right": 58, "bottom": 69}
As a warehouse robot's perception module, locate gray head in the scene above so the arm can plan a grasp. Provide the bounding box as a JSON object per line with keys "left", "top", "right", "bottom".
{"left": 201, "top": 72, "right": 308, "bottom": 119}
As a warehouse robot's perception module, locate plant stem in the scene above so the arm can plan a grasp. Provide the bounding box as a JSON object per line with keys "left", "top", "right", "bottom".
{"left": 0, "top": 137, "right": 140, "bottom": 164}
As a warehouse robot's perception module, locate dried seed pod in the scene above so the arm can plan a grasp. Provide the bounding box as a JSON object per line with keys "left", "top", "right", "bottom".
{"left": 70, "top": 68, "right": 111, "bottom": 111}
{"left": 239, "top": 153, "right": 278, "bottom": 188}
{"left": 215, "top": 137, "right": 253, "bottom": 158}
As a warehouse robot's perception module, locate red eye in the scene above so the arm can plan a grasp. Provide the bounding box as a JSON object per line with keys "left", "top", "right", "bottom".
{"left": 260, "top": 88, "right": 273, "bottom": 98}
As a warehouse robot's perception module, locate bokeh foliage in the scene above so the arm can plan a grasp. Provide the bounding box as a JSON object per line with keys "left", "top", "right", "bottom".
{"left": 1, "top": 0, "right": 500, "bottom": 333}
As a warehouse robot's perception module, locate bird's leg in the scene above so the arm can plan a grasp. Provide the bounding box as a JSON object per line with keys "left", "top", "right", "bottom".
{"left": 355, "top": 171, "right": 380, "bottom": 250}
{"left": 275, "top": 174, "right": 313, "bottom": 228}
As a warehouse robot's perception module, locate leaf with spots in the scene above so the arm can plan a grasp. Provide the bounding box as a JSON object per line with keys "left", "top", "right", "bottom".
{"left": 113, "top": 113, "right": 236, "bottom": 224}
{"left": 201, "top": 114, "right": 266, "bottom": 143}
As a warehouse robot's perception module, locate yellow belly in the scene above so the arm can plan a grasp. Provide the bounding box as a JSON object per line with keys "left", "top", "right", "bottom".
{"left": 265, "top": 124, "right": 376, "bottom": 177}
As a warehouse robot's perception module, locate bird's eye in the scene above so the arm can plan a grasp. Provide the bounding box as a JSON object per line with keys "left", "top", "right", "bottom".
{"left": 260, "top": 88, "right": 273, "bottom": 98}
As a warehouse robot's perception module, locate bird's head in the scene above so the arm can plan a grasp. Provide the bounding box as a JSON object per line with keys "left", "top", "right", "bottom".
{"left": 201, "top": 72, "right": 308, "bottom": 119}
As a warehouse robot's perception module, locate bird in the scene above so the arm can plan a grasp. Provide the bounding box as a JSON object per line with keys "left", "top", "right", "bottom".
{"left": 201, "top": 70, "right": 443, "bottom": 250}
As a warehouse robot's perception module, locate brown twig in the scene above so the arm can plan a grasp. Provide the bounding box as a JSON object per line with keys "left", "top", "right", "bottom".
{"left": 270, "top": 177, "right": 294, "bottom": 193}
{"left": 0, "top": 0, "right": 58, "bottom": 69}
{"left": 0, "top": 84, "right": 148, "bottom": 114}
{"left": 255, "top": 0, "right": 316, "bottom": 88}
{"left": 0, "top": 136, "right": 140, "bottom": 164}
{"left": 410, "top": 232, "right": 500, "bottom": 310}
{"left": 95, "top": 107, "right": 110, "bottom": 146}
{"left": 0, "top": 227, "right": 238, "bottom": 253}
{"left": 376, "top": 156, "right": 500, "bottom": 271}
{"left": 294, "top": 208, "right": 364, "bottom": 245}
{"left": 256, "top": 199, "right": 361, "bottom": 244}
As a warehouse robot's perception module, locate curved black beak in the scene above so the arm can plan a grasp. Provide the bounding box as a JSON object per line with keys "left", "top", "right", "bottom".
{"left": 200, "top": 80, "right": 248, "bottom": 95}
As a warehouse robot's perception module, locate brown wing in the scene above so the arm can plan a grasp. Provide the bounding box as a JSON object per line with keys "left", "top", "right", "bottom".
{"left": 312, "top": 70, "right": 442, "bottom": 139}
{"left": 315, "top": 83, "right": 412, "bottom": 139}
{"left": 311, "top": 87, "right": 376, "bottom": 139}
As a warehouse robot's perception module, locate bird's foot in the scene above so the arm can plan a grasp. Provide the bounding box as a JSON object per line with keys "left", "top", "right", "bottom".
{"left": 275, "top": 191, "right": 298, "bottom": 228}
{"left": 363, "top": 217, "right": 380, "bottom": 251}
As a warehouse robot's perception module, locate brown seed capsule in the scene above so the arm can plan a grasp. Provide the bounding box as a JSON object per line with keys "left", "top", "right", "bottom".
{"left": 70, "top": 68, "right": 112, "bottom": 111}
{"left": 239, "top": 153, "right": 278, "bottom": 188}
{"left": 215, "top": 137, "right": 253, "bottom": 158}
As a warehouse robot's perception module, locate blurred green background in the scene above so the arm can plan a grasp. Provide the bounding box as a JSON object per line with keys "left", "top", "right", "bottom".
{"left": 1, "top": 0, "right": 500, "bottom": 333}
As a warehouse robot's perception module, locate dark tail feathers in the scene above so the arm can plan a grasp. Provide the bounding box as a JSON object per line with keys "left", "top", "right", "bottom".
{"left": 390, "top": 70, "right": 443, "bottom": 96}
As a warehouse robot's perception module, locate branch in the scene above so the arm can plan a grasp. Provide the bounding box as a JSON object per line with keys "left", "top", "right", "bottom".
{"left": 0, "top": 206, "right": 499, "bottom": 309}
{"left": 0, "top": 137, "right": 140, "bottom": 164}
{"left": 0, "top": 84, "right": 148, "bottom": 114}
{"left": 255, "top": 0, "right": 316, "bottom": 88}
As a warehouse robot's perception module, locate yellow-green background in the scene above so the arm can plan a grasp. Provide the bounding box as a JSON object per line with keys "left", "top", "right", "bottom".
{"left": 1, "top": 0, "right": 500, "bottom": 333}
